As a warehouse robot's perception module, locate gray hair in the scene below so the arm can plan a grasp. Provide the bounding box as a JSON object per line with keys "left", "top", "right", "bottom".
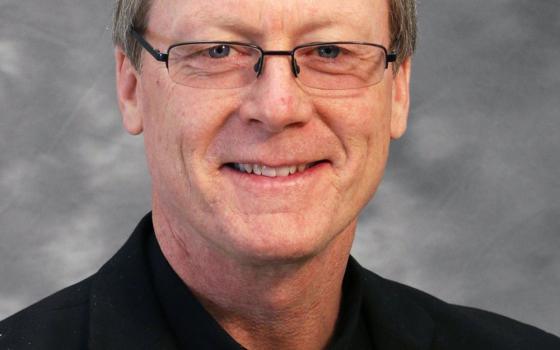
{"left": 112, "top": 0, "right": 416, "bottom": 72}
{"left": 388, "top": 0, "right": 417, "bottom": 70}
{"left": 112, "top": 0, "right": 151, "bottom": 70}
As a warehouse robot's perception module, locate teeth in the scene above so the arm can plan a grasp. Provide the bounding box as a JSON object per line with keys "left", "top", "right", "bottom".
{"left": 276, "top": 166, "right": 290, "bottom": 177}
{"left": 231, "top": 163, "right": 317, "bottom": 177}
{"left": 261, "top": 166, "right": 276, "bottom": 177}
{"left": 243, "top": 164, "right": 253, "bottom": 173}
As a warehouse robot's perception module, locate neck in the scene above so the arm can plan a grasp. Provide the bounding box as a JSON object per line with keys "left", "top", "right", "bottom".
{"left": 152, "top": 207, "right": 356, "bottom": 350}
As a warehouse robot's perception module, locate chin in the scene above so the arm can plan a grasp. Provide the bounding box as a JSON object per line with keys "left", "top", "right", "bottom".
{"left": 217, "top": 217, "right": 339, "bottom": 265}
{"left": 241, "top": 244, "right": 321, "bottom": 265}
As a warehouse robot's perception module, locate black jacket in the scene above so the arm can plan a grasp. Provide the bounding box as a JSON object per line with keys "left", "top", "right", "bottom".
{"left": 1, "top": 213, "right": 559, "bottom": 349}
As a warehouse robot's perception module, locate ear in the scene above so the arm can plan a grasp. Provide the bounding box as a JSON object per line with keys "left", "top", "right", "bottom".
{"left": 115, "top": 47, "right": 143, "bottom": 135}
{"left": 390, "top": 57, "right": 412, "bottom": 139}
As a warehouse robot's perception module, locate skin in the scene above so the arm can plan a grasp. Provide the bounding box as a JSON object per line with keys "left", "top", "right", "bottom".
{"left": 115, "top": 0, "right": 411, "bottom": 348}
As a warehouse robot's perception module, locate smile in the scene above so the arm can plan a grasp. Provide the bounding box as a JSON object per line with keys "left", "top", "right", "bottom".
{"left": 226, "top": 161, "right": 324, "bottom": 178}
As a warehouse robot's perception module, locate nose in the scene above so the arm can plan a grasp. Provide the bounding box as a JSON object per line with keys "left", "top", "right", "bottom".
{"left": 238, "top": 55, "right": 313, "bottom": 134}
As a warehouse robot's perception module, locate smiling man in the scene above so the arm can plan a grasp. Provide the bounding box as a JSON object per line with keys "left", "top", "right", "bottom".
{"left": 1, "top": 0, "right": 559, "bottom": 349}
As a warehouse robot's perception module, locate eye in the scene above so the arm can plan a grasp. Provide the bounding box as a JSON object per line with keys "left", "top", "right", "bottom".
{"left": 208, "top": 45, "right": 231, "bottom": 58}
{"left": 317, "top": 45, "right": 340, "bottom": 58}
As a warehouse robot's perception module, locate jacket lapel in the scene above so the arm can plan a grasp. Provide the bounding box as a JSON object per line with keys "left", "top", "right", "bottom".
{"left": 88, "top": 213, "right": 177, "bottom": 350}
{"left": 355, "top": 258, "right": 435, "bottom": 350}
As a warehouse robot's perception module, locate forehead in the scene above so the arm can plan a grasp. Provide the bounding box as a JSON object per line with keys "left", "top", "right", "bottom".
{"left": 148, "top": 0, "right": 390, "bottom": 43}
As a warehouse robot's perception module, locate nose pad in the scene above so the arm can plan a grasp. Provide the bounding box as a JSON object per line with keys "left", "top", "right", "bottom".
{"left": 254, "top": 55, "right": 300, "bottom": 78}
{"left": 292, "top": 59, "right": 301, "bottom": 76}
{"left": 254, "top": 57, "right": 264, "bottom": 77}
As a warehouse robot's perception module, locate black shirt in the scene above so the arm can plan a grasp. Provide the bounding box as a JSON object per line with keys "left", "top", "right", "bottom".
{"left": 147, "top": 233, "right": 374, "bottom": 349}
{"left": 2, "top": 212, "right": 559, "bottom": 349}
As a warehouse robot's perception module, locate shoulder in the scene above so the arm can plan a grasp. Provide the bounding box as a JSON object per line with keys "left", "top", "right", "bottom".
{"left": 0, "top": 213, "right": 158, "bottom": 349}
{"left": 359, "top": 267, "right": 560, "bottom": 349}
{"left": 0, "top": 276, "right": 93, "bottom": 349}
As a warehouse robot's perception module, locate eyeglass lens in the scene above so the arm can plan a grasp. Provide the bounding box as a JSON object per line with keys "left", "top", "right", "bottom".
{"left": 167, "top": 43, "right": 388, "bottom": 90}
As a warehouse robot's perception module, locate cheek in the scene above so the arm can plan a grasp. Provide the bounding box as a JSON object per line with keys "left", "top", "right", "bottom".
{"left": 358, "top": 91, "right": 392, "bottom": 184}
{"left": 141, "top": 83, "right": 227, "bottom": 156}
{"left": 137, "top": 80, "right": 192, "bottom": 194}
{"left": 356, "top": 84, "right": 393, "bottom": 157}
{"left": 315, "top": 87, "right": 393, "bottom": 158}
{"left": 140, "top": 81, "right": 245, "bottom": 193}
{"left": 314, "top": 87, "right": 393, "bottom": 206}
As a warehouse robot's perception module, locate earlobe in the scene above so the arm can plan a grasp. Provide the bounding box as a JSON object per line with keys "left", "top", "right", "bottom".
{"left": 390, "top": 57, "right": 412, "bottom": 140}
{"left": 115, "top": 47, "right": 143, "bottom": 135}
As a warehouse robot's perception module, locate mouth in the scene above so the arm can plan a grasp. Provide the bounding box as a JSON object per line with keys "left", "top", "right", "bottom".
{"left": 224, "top": 160, "right": 327, "bottom": 178}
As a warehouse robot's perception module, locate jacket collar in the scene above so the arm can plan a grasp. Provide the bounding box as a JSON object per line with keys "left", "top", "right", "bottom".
{"left": 354, "top": 257, "right": 435, "bottom": 350}
{"left": 88, "top": 213, "right": 177, "bottom": 350}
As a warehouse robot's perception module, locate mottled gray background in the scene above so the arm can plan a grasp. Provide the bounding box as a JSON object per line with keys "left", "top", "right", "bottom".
{"left": 1, "top": 0, "right": 559, "bottom": 335}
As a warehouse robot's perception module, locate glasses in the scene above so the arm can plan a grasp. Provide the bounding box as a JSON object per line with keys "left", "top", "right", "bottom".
{"left": 131, "top": 29, "right": 397, "bottom": 90}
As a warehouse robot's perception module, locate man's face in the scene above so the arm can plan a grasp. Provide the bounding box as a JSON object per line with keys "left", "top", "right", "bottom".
{"left": 118, "top": 0, "right": 410, "bottom": 263}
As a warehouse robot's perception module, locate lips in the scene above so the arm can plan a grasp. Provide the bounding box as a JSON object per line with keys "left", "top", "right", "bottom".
{"left": 225, "top": 161, "right": 325, "bottom": 178}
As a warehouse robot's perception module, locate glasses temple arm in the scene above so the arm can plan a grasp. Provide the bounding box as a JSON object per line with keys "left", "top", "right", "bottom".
{"left": 130, "top": 29, "right": 168, "bottom": 62}
{"left": 385, "top": 51, "right": 397, "bottom": 68}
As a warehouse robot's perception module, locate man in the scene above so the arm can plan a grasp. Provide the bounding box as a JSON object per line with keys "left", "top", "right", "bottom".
{"left": 0, "top": 0, "right": 558, "bottom": 348}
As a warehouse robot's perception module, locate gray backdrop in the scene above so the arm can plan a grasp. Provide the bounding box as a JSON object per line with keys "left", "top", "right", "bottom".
{"left": 1, "top": 0, "right": 559, "bottom": 336}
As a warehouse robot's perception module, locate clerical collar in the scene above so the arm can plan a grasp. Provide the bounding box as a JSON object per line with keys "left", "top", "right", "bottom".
{"left": 147, "top": 233, "right": 373, "bottom": 349}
